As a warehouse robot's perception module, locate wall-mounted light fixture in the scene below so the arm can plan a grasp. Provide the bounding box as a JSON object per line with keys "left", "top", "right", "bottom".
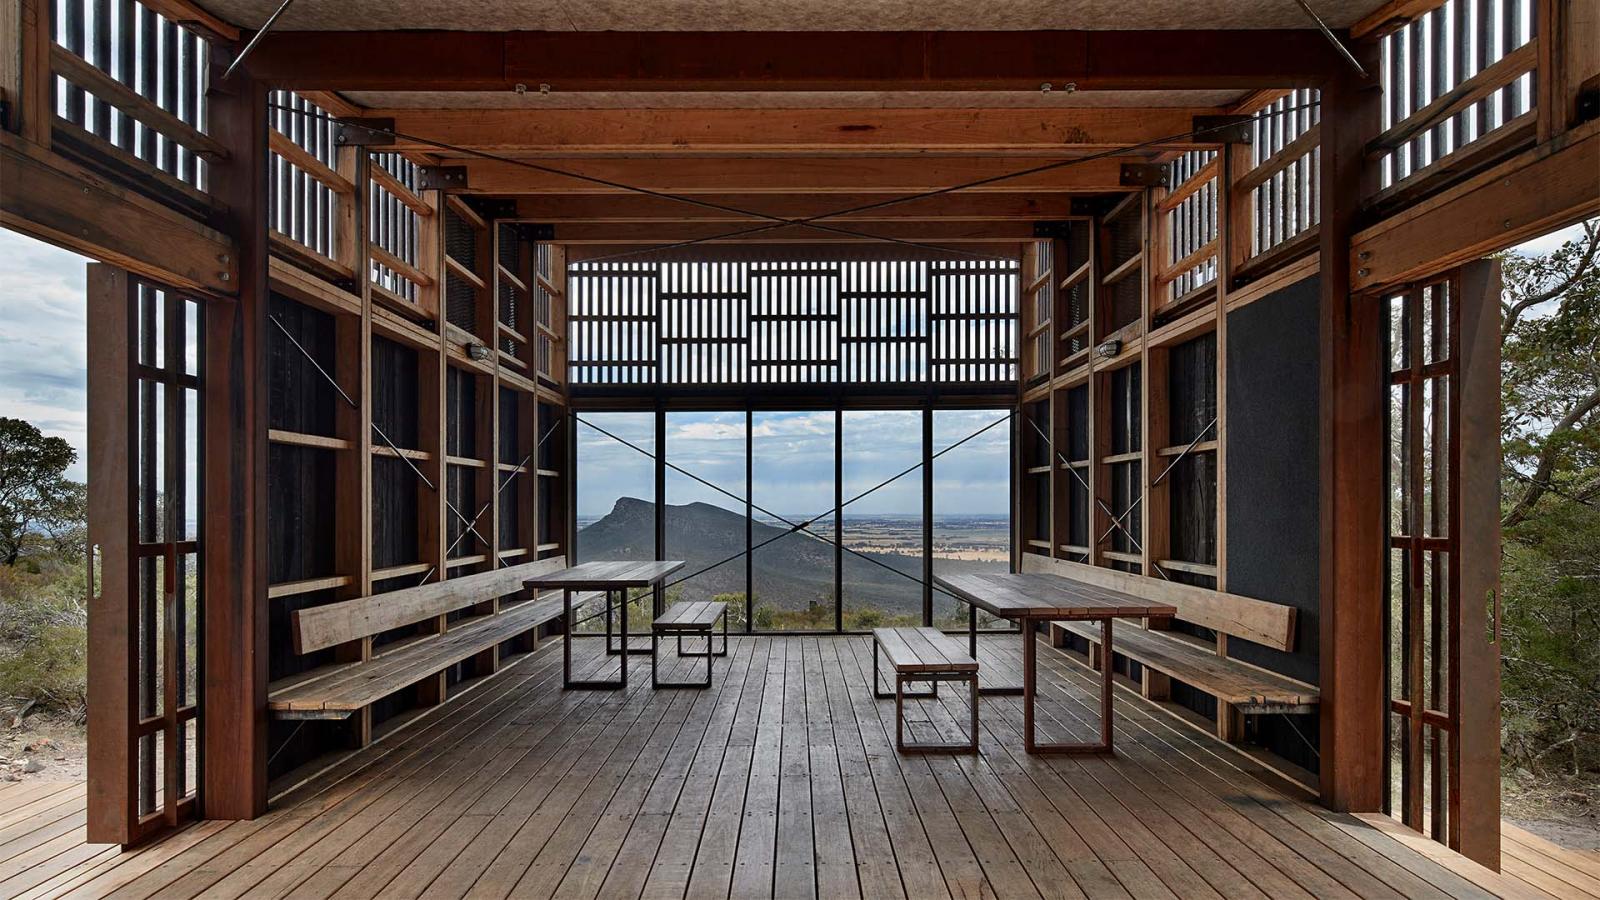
{"left": 466, "top": 341, "right": 493, "bottom": 362}
{"left": 1094, "top": 339, "right": 1121, "bottom": 360}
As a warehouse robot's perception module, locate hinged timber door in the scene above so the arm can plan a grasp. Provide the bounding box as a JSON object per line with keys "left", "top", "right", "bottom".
{"left": 86, "top": 266, "right": 203, "bottom": 845}
{"left": 1382, "top": 258, "right": 1502, "bottom": 869}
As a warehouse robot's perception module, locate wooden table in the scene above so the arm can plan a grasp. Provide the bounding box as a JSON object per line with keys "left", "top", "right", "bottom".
{"left": 933, "top": 572, "right": 1175, "bottom": 754}
{"left": 525, "top": 560, "right": 685, "bottom": 690}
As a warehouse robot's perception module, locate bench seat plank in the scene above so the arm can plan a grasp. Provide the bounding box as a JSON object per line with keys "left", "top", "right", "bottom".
{"left": 1056, "top": 620, "right": 1318, "bottom": 710}
{"left": 873, "top": 626, "right": 978, "bottom": 674}
{"left": 269, "top": 591, "right": 595, "bottom": 716}
{"left": 653, "top": 601, "right": 726, "bottom": 630}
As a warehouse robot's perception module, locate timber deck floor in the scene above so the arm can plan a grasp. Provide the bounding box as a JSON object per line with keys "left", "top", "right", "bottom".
{"left": 0, "top": 634, "right": 1581, "bottom": 899}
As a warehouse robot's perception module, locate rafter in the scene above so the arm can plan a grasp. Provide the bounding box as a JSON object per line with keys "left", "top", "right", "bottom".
{"left": 243, "top": 30, "right": 1344, "bottom": 92}
{"left": 372, "top": 107, "right": 1224, "bottom": 157}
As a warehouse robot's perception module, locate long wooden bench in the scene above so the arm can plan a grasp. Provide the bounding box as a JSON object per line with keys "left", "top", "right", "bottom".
{"left": 267, "top": 557, "right": 596, "bottom": 741}
{"left": 871, "top": 626, "right": 979, "bottom": 754}
{"left": 1021, "top": 554, "right": 1319, "bottom": 743}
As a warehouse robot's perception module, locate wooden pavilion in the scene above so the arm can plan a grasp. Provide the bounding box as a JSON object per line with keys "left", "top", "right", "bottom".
{"left": 1, "top": 0, "right": 1598, "bottom": 895}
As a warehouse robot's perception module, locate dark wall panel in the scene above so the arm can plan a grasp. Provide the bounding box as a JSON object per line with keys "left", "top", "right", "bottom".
{"left": 1224, "top": 273, "right": 1321, "bottom": 685}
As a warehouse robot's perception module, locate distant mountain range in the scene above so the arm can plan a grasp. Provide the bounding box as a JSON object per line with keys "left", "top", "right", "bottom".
{"left": 576, "top": 497, "right": 1000, "bottom": 614}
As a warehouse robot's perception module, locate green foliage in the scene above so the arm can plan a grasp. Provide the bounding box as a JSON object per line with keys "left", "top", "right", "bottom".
{"left": 0, "top": 557, "right": 88, "bottom": 714}
{"left": 1498, "top": 220, "right": 1600, "bottom": 780}
{"left": 0, "top": 417, "right": 86, "bottom": 566}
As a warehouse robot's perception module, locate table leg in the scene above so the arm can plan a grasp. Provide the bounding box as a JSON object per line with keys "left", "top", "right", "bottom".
{"left": 973, "top": 605, "right": 1023, "bottom": 696}
{"left": 1024, "top": 616, "right": 1114, "bottom": 754}
{"left": 565, "top": 587, "right": 628, "bottom": 691}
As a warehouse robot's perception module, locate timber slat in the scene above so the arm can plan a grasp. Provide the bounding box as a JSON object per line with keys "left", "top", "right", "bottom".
{"left": 0, "top": 637, "right": 1574, "bottom": 899}
{"left": 873, "top": 626, "right": 978, "bottom": 673}
{"left": 1055, "top": 619, "right": 1320, "bottom": 709}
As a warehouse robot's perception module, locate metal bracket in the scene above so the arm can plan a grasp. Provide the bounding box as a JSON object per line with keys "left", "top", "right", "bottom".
{"left": 1119, "top": 163, "right": 1170, "bottom": 188}
{"left": 1576, "top": 86, "right": 1600, "bottom": 125}
{"left": 1192, "top": 114, "right": 1254, "bottom": 144}
{"left": 333, "top": 117, "right": 395, "bottom": 147}
{"left": 1070, "top": 197, "right": 1112, "bottom": 218}
{"left": 525, "top": 223, "right": 556, "bottom": 241}
{"left": 1033, "top": 220, "right": 1075, "bottom": 240}
{"left": 418, "top": 166, "right": 470, "bottom": 192}
{"left": 475, "top": 199, "right": 517, "bottom": 220}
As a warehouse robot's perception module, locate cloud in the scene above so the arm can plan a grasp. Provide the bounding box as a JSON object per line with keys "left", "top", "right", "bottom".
{"left": 0, "top": 231, "right": 89, "bottom": 480}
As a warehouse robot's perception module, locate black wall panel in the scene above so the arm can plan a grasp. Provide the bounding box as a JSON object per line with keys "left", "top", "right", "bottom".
{"left": 1224, "top": 273, "right": 1321, "bottom": 685}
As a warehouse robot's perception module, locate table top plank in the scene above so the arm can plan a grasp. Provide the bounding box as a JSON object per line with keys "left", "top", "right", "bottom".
{"left": 523, "top": 559, "right": 685, "bottom": 590}
{"left": 932, "top": 572, "right": 1176, "bottom": 621}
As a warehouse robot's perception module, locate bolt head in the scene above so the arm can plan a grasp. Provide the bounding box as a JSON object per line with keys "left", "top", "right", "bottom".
{"left": 1358, "top": 268, "right": 1370, "bottom": 277}
{"left": 219, "top": 272, "right": 231, "bottom": 282}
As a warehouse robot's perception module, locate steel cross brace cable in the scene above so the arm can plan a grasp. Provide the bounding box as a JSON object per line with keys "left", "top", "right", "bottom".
{"left": 268, "top": 314, "right": 492, "bottom": 551}
{"left": 414, "top": 417, "right": 566, "bottom": 586}
{"left": 1094, "top": 416, "right": 1217, "bottom": 546}
{"left": 574, "top": 412, "right": 1010, "bottom": 595}
{"left": 1019, "top": 414, "right": 1148, "bottom": 558}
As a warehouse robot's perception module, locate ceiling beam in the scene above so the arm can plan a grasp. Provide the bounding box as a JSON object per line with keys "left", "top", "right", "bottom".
{"left": 373, "top": 107, "right": 1223, "bottom": 157}
{"left": 446, "top": 155, "right": 1134, "bottom": 195}
{"left": 547, "top": 220, "right": 1040, "bottom": 244}
{"left": 245, "top": 30, "right": 1344, "bottom": 92}
{"left": 510, "top": 193, "right": 1088, "bottom": 222}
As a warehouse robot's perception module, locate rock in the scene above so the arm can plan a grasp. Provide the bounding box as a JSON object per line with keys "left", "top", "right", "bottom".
{"left": 21, "top": 758, "right": 44, "bottom": 773}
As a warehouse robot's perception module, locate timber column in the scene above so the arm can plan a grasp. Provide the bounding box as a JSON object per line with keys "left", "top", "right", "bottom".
{"left": 202, "top": 67, "right": 270, "bottom": 819}
{"left": 1318, "top": 49, "right": 1385, "bottom": 812}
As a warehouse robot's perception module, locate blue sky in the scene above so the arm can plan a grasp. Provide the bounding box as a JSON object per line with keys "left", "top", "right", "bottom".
{"left": 1, "top": 223, "right": 1585, "bottom": 491}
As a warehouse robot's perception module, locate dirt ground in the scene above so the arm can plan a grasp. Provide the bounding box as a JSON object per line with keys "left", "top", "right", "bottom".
{"left": 1504, "top": 771, "right": 1600, "bottom": 851}
{"left": 2, "top": 710, "right": 87, "bottom": 783}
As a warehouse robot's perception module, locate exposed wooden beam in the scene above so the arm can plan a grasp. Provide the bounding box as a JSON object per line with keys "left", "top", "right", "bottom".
{"left": 201, "top": 71, "right": 270, "bottom": 821}
{"left": 136, "top": 0, "right": 239, "bottom": 42}
{"left": 244, "top": 30, "right": 1345, "bottom": 92}
{"left": 1318, "top": 55, "right": 1386, "bottom": 815}
{"left": 0, "top": 132, "right": 236, "bottom": 295}
{"left": 548, "top": 220, "right": 1039, "bottom": 244}
{"left": 373, "top": 107, "right": 1223, "bottom": 157}
{"left": 447, "top": 155, "right": 1134, "bottom": 195}
{"left": 512, "top": 192, "right": 1088, "bottom": 223}
{"left": 1351, "top": 122, "right": 1600, "bottom": 292}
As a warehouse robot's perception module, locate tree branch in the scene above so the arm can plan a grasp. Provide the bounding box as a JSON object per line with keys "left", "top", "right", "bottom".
{"left": 1503, "top": 384, "right": 1600, "bottom": 529}
{"left": 1502, "top": 221, "right": 1600, "bottom": 339}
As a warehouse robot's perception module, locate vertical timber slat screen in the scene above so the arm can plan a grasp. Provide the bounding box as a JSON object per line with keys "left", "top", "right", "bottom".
{"left": 568, "top": 252, "right": 1018, "bottom": 388}
{"left": 1158, "top": 150, "right": 1220, "bottom": 305}
{"left": 49, "top": 0, "right": 213, "bottom": 194}
{"left": 1374, "top": 0, "right": 1537, "bottom": 198}
{"left": 268, "top": 91, "right": 341, "bottom": 262}
{"left": 1245, "top": 89, "right": 1322, "bottom": 262}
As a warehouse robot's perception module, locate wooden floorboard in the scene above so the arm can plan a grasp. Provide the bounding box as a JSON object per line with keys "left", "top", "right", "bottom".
{"left": 0, "top": 634, "right": 1584, "bottom": 899}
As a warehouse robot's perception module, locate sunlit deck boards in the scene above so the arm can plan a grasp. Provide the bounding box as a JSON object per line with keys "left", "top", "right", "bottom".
{"left": 0, "top": 636, "right": 1574, "bottom": 899}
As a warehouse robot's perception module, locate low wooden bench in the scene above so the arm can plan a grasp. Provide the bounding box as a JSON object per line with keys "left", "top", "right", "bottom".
{"left": 650, "top": 600, "right": 728, "bottom": 689}
{"left": 871, "top": 627, "right": 979, "bottom": 754}
{"left": 268, "top": 557, "right": 597, "bottom": 742}
{"left": 1022, "top": 555, "right": 1319, "bottom": 743}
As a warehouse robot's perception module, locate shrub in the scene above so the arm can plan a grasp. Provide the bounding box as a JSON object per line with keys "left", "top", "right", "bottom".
{"left": 0, "top": 556, "right": 88, "bottom": 716}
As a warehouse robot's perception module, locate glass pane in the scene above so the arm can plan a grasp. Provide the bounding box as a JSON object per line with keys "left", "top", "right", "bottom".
{"left": 931, "top": 409, "right": 1012, "bottom": 630}
{"left": 574, "top": 412, "right": 656, "bottom": 633}
{"left": 752, "top": 411, "right": 836, "bottom": 631}
{"left": 841, "top": 410, "right": 925, "bottom": 629}
{"left": 663, "top": 411, "right": 748, "bottom": 631}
